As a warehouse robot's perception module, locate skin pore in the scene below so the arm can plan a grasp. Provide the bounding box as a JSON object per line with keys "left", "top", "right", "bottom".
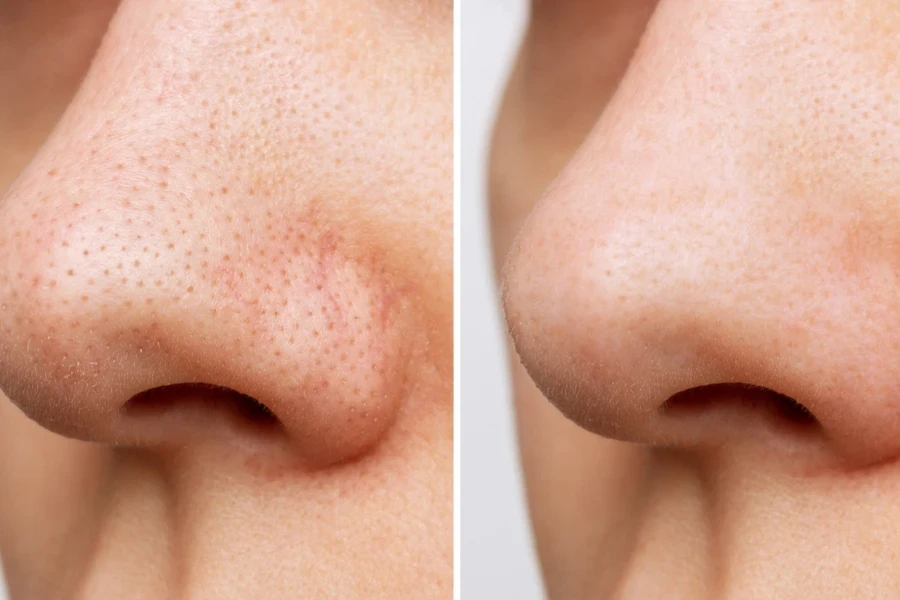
{"left": 0, "top": 1, "right": 451, "bottom": 599}
{"left": 493, "top": 0, "right": 900, "bottom": 598}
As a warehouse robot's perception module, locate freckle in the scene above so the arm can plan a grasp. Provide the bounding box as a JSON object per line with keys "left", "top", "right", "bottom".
{"left": 168, "top": 243, "right": 174, "bottom": 249}
{"left": 187, "top": 286, "right": 194, "bottom": 292}
{"left": 134, "top": 260, "right": 140, "bottom": 267}
{"left": 48, "top": 168, "right": 57, "bottom": 176}
{"left": 62, "top": 241, "right": 69, "bottom": 247}
{"left": 139, "top": 156, "right": 147, "bottom": 164}
{"left": 81, "top": 296, "right": 88, "bottom": 302}
{"left": 104, "top": 270, "right": 110, "bottom": 276}
{"left": 67, "top": 269, "right": 74, "bottom": 276}
{"left": 146, "top": 298, "right": 153, "bottom": 304}
{"left": 125, "top": 301, "right": 133, "bottom": 307}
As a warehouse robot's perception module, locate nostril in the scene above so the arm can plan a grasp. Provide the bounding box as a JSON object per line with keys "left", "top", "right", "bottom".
{"left": 662, "top": 383, "right": 819, "bottom": 431}
{"left": 123, "top": 383, "right": 283, "bottom": 437}
{"left": 230, "top": 392, "right": 278, "bottom": 424}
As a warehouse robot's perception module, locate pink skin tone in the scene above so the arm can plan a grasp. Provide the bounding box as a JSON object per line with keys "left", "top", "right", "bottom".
{"left": 0, "top": 1, "right": 452, "bottom": 598}
{"left": 494, "top": 0, "right": 900, "bottom": 597}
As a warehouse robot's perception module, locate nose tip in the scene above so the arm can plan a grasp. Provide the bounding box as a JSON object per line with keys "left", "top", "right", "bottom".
{"left": 0, "top": 166, "right": 417, "bottom": 467}
{"left": 502, "top": 172, "right": 900, "bottom": 471}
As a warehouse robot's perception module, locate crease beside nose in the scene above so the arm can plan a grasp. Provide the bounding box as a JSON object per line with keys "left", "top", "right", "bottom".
{"left": 0, "top": 155, "right": 416, "bottom": 466}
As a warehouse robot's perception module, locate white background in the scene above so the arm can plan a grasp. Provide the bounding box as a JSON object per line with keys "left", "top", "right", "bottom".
{"left": 460, "top": 1, "right": 544, "bottom": 598}
{"left": 0, "top": 3, "right": 539, "bottom": 599}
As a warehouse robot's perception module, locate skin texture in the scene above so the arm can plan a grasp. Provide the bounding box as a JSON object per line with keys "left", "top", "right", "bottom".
{"left": 0, "top": 1, "right": 452, "bottom": 599}
{"left": 492, "top": 0, "right": 900, "bottom": 598}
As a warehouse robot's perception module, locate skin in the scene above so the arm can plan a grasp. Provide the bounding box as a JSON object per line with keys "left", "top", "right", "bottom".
{"left": 493, "top": 0, "right": 900, "bottom": 597}
{"left": 0, "top": 1, "right": 452, "bottom": 599}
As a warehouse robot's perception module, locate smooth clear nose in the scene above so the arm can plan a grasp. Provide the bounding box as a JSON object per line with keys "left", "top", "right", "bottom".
{"left": 502, "top": 0, "right": 900, "bottom": 471}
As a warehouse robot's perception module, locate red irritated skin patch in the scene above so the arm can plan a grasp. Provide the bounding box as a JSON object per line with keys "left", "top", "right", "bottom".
{"left": 0, "top": 0, "right": 452, "bottom": 467}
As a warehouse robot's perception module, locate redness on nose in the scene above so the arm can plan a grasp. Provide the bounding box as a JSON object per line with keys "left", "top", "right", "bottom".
{"left": 0, "top": 160, "right": 421, "bottom": 465}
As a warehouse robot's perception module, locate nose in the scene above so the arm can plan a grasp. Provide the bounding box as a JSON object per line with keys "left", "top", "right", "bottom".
{"left": 0, "top": 168, "right": 413, "bottom": 467}
{"left": 501, "top": 4, "right": 900, "bottom": 471}
{"left": 0, "top": 45, "right": 418, "bottom": 471}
